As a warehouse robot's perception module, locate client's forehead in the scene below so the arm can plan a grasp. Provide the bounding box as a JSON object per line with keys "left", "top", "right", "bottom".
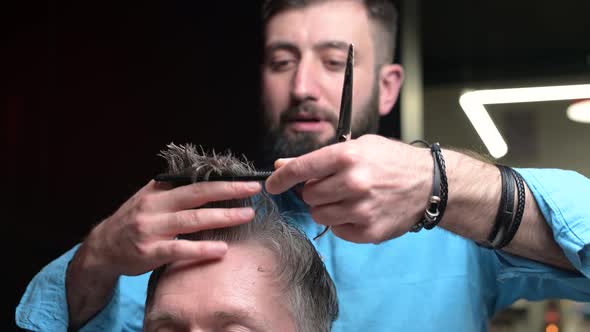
{"left": 163, "top": 242, "right": 277, "bottom": 287}
{"left": 147, "top": 242, "right": 294, "bottom": 330}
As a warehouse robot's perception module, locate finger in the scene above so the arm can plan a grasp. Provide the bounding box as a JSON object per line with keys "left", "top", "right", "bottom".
{"left": 330, "top": 214, "right": 406, "bottom": 244}
{"left": 309, "top": 202, "right": 351, "bottom": 227}
{"left": 266, "top": 144, "right": 344, "bottom": 194}
{"left": 330, "top": 223, "right": 369, "bottom": 243}
{"left": 141, "top": 179, "right": 181, "bottom": 196}
{"left": 302, "top": 174, "right": 352, "bottom": 206}
{"left": 152, "top": 240, "right": 228, "bottom": 264}
{"left": 331, "top": 223, "right": 403, "bottom": 244}
{"left": 151, "top": 181, "right": 262, "bottom": 212}
{"left": 154, "top": 207, "right": 255, "bottom": 235}
{"left": 136, "top": 180, "right": 164, "bottom": 196}
{"left": 152, "top": 179, "right": 174, "bottom": 191}
{"left": 274, "top": 158, "right": 294, "bottom": 170}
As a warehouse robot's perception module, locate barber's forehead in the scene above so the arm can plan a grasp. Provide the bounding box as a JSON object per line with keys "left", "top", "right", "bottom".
{"left": 264, "top": 1, "right": 371, "bottom": 46}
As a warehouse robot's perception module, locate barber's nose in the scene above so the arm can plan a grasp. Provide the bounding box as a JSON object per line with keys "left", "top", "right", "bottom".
{"left": 291, "top": 59, "right": 319, "bottom": 102}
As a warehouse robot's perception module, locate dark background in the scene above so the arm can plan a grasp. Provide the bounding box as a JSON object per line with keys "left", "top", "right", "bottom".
{"left": 5, "top": 1, "right": 269, "bottom": 327}
{"left": 4, "top": 0, "right": 589, "bottom": 329}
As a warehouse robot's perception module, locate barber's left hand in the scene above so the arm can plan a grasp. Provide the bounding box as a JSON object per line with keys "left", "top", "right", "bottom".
{"left": 266, "top": 134, "right": 433, "bottom": 244}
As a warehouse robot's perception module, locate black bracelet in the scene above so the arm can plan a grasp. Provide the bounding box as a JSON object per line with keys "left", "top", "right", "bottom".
{"left": 410, "top": 142, "right": 448, "bottom": 232}
{"left": 424, "top": 143, "right": 448, "bottom": 229}
{"left": 481, "top": 165, "right": 515, "bottom": 248}
{"left": 497, "top": 168, "right": 525, "bottom": 248}
{"left": 480, "top": 165, "right": 527, "bottom": 250}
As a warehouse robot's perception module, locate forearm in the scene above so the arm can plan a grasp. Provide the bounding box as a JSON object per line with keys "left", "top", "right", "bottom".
{"left": 437, "top": 149, "right": 574, "bottom": 271}
{"left": 502, "top": 183, "right": 574, "bottom": 270}
{"left": 66, "top": 233, "right": 119, "bottom": 329}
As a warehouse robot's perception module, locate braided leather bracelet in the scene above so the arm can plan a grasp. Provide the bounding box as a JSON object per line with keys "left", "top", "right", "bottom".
{"left": 410, "top": 142, "right": 448, "bottom": 232}
{"left": 480, "top": 165, "right": 525, "bottom": 249}
{"left": 497, "top": 168, "right": 525, "bottom": 248}
{"left": 481, "top": 165, "right": 515, "bottom": 248}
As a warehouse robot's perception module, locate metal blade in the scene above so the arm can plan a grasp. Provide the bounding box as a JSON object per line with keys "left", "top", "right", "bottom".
{"left": 315, "top": 44, "right": 354, "bottom": 241}
{"left": 336, "top": 43, "right": 354, "bottom": 143}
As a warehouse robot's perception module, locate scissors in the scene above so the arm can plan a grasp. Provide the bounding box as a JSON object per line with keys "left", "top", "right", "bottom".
{"left": 313, "top": 43, "right": 354, "bottom": 240}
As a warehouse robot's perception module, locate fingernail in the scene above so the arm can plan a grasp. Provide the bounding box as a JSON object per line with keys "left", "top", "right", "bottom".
{"left": 210, "top": 243, "right": 228, "bottom": 256}
{"left": 239, "top": 207, "right": 254, "bottom": 218}
{"left": 274, "top": 158, "right": 292, "bottom": 168}
{"left": 246, "top": 182, "right": 261, "bottom": 190}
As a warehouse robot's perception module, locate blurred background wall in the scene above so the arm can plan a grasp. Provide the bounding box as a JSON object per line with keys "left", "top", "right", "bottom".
{"left": 418, "top": 1, "right": 590, "bottom": 331}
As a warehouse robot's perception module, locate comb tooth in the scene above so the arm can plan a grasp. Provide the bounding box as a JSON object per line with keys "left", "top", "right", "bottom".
{"left": 254, "top": 171, "right": 273, "bottom": 177}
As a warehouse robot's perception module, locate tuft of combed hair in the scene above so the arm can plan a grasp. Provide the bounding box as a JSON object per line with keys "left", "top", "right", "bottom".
{"left": 158, "top": 142, "right": 257, "bottom": 180}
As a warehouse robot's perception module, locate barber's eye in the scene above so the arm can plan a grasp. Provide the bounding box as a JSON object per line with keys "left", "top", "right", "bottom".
{"left": 269, "top": 59, "right": 296, "bottom": 72}
{"left": 324, "top": 60, "right": 345, "bottom": 71}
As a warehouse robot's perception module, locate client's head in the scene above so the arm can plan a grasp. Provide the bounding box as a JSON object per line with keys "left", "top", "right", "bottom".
{"left": 144, "top": 143, "right": 339, "bottom": 332}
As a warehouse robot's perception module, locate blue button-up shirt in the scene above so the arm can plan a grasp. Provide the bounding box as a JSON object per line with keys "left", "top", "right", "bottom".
{"left": 16, "top": 168, "right": 590, "bottom": 331}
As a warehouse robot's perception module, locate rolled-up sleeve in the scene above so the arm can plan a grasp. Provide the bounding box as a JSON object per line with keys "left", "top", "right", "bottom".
{"left": 15, "top": 245, "right": 78, "bottom": 331}
{"left": 517, "top": 168, "right": 590, "bottom": 277}
{"left": 490, "top": 168, "right": 590, "bottom": 311}
{"left": 15, "top": 244, "right": 149, "bottom": 331}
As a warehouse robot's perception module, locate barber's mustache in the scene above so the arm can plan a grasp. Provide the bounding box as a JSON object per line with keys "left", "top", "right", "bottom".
{"left": 279, "top": 103, "right": 339, "bottom": 128}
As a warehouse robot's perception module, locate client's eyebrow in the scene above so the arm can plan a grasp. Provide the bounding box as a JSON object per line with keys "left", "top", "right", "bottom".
{"left": 146, "top": 310, "right": 265, "bottom": 330}
{"left": 144, "top": 311, "right": 184, "bottom": 330}
{"left": 214, "top": 310, "right": 265, "bottom": 331}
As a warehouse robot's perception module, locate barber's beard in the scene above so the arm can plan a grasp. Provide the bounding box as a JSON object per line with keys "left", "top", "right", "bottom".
{"left": 262, "top": 85, "right": 380, "bottom": 163}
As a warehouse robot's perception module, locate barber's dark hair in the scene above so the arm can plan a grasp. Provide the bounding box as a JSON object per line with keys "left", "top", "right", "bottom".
{"left": 145, "top": 143, "right": 339, "bottom": 332}
{"left": 262, "top": 0, "right": 399, "bottom": 66}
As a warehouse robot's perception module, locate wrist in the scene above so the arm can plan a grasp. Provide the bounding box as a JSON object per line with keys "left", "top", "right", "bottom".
{"left": 407, "top": 144, "right": 437, "bottom": 229}
{"left": 68, "top": 223, "right": 120, "bottom": 287}
{"left": 409, "top": 143, "right": 448, "bottom": 232}
{"left": 66, "top": 228, "right": 120, "bottom": 328}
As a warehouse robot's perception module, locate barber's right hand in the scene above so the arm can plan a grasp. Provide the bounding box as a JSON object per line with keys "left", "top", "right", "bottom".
{"left": 81, "top": 180, "right": 261, "bottom": 277}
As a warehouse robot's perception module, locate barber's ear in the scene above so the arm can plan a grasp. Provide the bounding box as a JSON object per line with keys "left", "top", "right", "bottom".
{"left": 377, "top": 64, "right": 404, "bottom": 116}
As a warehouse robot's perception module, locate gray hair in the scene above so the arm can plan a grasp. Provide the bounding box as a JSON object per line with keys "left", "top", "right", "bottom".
{"left": 146, "top": 143, "right": 339, "bottom": 332}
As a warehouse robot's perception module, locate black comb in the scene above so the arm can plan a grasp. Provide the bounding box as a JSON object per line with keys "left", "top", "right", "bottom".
{"left": 154, "top": 171, "right": 273, "bottom": 186}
